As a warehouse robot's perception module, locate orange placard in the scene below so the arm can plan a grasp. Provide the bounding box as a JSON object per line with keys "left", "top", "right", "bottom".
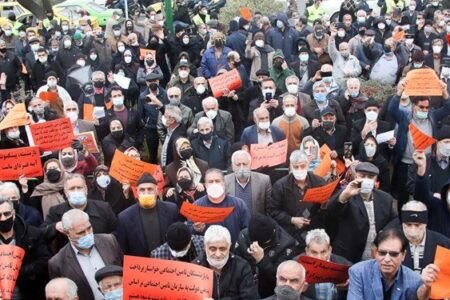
{"left": 105, "top": 101, "right": 113, "bottom": 110}
{"left": 39, "top": 91, "right": 59, "bottom": 102}
{"left": 250, "top": 139, "right": 288, "bottom": 170}
{"left": 404, "top": 69, "right": 442, "bottom": 96}
{"left": 431, "top": 246, "right": 450, "bottom": 299}
{"left": 0, "top": 146, "right": 43, "bottom": 180}
{"left": 303, "top": 179, "right": 340, "bottom": 204}
{"left": 408, "top": 123, "right": 436, "bottom": 151}
{"left": 29, "top": 118, "right": 74, "bottom": 152}
{"left": 109, "top": 149, "right": 165, "bottom": 191}
{"left": 336, "top": 158, "right": 346, "bottom": 175}
{"left": 297, "top": 256, "right": 349, "bottom": 284}
{"left": 208, "top": 69, "right": 242, "bottom": 98}
{"left": 314, "top": 144, "right": 332, "bottom": 177}
{"left": 239, "top": 7, "right": 252, "bottom": 21}
{"left": 83, "top": 103, "right": 94, "bottom": 121}
{"left": 123, "top": 256, "right": 213, "bottom": 299}
{"left": 0, "top": 103, "right": 28, "bottom": 130}
{"left": 0, "top": 245, "right": 25, "bottom": 300}
{"left": 180, "top": 202, "right": 234, "bottom": 224}
{"left": 139, "top": 48, "right": 156, "bottom": 60}
{"left": 75, "top": 131, "right": 99, "bottom": 153}
{"left": 393, "top": 30, "right": 405, "bottom": 41}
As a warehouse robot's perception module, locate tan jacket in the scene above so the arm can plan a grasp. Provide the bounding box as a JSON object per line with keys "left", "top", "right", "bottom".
{"left": 245, "top": 45, "right": 275, "bottom": 81}
{"left": 306, "top": 33, "right": 331, "bottom": 64}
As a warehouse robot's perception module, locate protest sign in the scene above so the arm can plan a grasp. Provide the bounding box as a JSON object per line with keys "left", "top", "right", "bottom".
{"left": 404, "top": 69, "right": 442, "bottom": 96}
{"left": 110, "top": 150, "right": 165, "bottom": 191}
{"left": 0, "top": 245, "right": 25, "bottom": 300}
{"left": 180, "top": 202, "right": 234, "bottom": 224}
{"left": 376, "top": 130, "right": 394, "bottom": 144}
{"left": 123, "top": 256, "right": 213, "bottom": 299}
{"left": 240, "top": 7, "right": 252, "bottom": 21}
{"left": 208, "top": 69, "right": 242, "bottom": 98}
{"left": 29, "top": 118, "right": 74, "bottom": 152}
{"left": 303, "top": 179, "right": 340, "bottom": 204}
{"left": 83, "top": 103, "right": 94, "bottom": 121}
{"left": 298, "top": 256, "right": 349, "bottom": 284}
{"left": 250, "top": 139, "right": 288, "bottom": 169}
{"left": 39, "top": 91, "right": 59, "bottom": 102}
{"left": 431, "top": 246, "right": 450, "bottom": 299}
{"left": 139, "top": 48, "right": 156, "bottom": 60}
{"left": 0, "top": 103, "right": 28, "bottom": 130}
{"left": 75, "top": 131, "right": 99, "bottom": 153}
{"left": 0, "top": 147, "right": 43, "bottom": 180}
{"left": 314, "top": 144, "right": 332, "bottom": 177}
{"left": 408, "top": 123, "right": 436, "bottom": 151}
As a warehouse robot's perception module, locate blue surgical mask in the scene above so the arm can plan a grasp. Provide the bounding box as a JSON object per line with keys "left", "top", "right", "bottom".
{"left": 76, "top": 232, "right": 95, "bottom": 249}
{"left": 68, "top": 191, "right": 87, "bottom": 207}
{"left": 350, "top": 91, "right": 359, "bottom": 97}
{"left": 314, "top": 93, "right": 326, "bottom": 102}
{"left": 322, "top": 76, "right": 332, "bottom": 83}
{"left": 416, "top": 111, "right": 428, "bottom": 120}
{"left": 276, "top": 20, "right": 284, "bottom": 29}
{"left": 413, "top": 63, "right": 423, "bottom": 68}
{"left": 104, "top": 288, "right": 123, "bottom": 300}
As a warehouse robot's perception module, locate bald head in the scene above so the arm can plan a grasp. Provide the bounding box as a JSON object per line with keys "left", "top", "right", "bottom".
{"left": 276, "top": 260, "right": 306, "bottom": 292}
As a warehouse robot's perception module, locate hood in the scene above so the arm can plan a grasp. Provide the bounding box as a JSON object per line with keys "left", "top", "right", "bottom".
{"left": 273, "top": 49, "right": 285, "bottom": 61}
{"left": 277, "top": 12, "right": 289, "bottom": 25}
{"left": 440, "top": 179, "right": 450, "bottom": 202}
{"left": 229, "top": 20, "right": 239, "bottom": 32}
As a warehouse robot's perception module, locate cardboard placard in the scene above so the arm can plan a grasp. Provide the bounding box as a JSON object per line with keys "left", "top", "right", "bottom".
{"left": 139, "top": 48, "right": 156, "bottom": 60}
{"left": 314, "top": 144, "right": 332, "bottom": 177}
{"left": 408, "top": 123, "right": 436, "bottom": 151}
{"left": 0, "top": 103, "right": 28, "bottom": 130}
{"left": 431, "top": 246, "right": 450, "bottom": 299}
{"left": 208, "top": 69, "right": 242, "bottom": 98}
{"left": 123, "top": 256, "right": 213, "bottom": 299}
{"left": 240, "top": 7, "right": 252, "bottom": 21}
{"left": 0, "top": 146, "right": 43, "bottom": 180}
{"left": 298, "top": 256, "right": 349, "bottom": 284}
{"left": 83, "top": 103, "right": 94, "bottom": 121}
{"left": 29, "top": 118, "right": 74, "bottom": 152}
{"left": 404, "top": 69, "right": 442, "bottom": 96}
{"left": 303, "top": 179, "right": 340, "bottom": 204}
{"left": 39, "top": 91, "right": 59, "bottom": 102}
{"left": 250, "top": 139, "right": 288, "bottom": 170}
{"left": 109, "top": 149, "right": 164, "bottom": 191}
{"left": 180, "top": 202, "right": 234, "bottom": 224}
{"left": 75, "top": 131, "right": 99, "bottom": 153}
{"left": 0, "top": 245, "right": 25, "bottom": 300}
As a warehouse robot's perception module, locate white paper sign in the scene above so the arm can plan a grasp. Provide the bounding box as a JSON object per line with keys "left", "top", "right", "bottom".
{"left": 113, "top": 74, "right": 131, "bottom": 89}
{"left": 376, "top": 130, "right": 394, "bottom": 144}
{"left": 93, "top": 106, "right": 105, "bottom": 119}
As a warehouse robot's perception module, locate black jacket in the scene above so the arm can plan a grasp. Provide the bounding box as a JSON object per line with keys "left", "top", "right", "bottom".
{"left": 0, "top": 51, "right": 22, "bottom": 89}
{"left": 192, "top": 253, "right": 260, "bottom": 300}
{"left": 191, "top": 135, "right": 232, "bottom": 170}
{"left": 55, "top": 46, "right": 81, "bottom": 70}
{"left": 105, "top": 106, "right": 144, "bottom": 147}
{"left": 88, "top": 177, "right": 135, "bottom": 215}
{"left": 161, "top": 125, "right": 187, "bottom": 168}
{"left": 182, "top": 88, "right": 211, "bottom": 115}
{"left": 306, "top": 124, "right": 348, "bottom": 158}
{"left": 350, "top": 117, "right": 392, "bottom": 156}
{"left": 31, "top": 60, "right": 64, "bottom": 91}
{"left": 101, "top": 133, "right": 135, "bottom": 167}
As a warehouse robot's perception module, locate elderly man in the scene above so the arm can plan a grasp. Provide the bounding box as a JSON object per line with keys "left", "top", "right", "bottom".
{"left": 225, "top": 150, "right": 272, "bottom": 216}
{"left": 241, "top": 107, "right": 286, "bottom": 145}
{"left": 401, "top": 200, "right": 450, "bottom": 273}
{"left": 369, "top": 38, "right": 400, "bottom": 86}
{"left": 45, "top": 278, "right": 79, "bottom": 300}
{"left": 48, "top": 209, "right": 123, "bottom": 300}
{"left": 182, "top": 76, "right": 211, "bottom": 115}
{"left": 158, "top": 105, "right": 186, "bottom": 168}
{"left": 94, "top": 265, "right": 123, "bottom": 300}
{"left": 263, "top": 260, "right": 308, "bottom": 299}
{"left": 327, "top": 162, "right": 399, "bottom": 263}
{"left": 64, "top": 100, "right": 96, "bottom": 135}
{"left": 191, "top": 116, "right": 231, "bottom": 170}
{"left": 36, "top": 71, "right": 72, "bottom": 116}
{"left": 28, "top": 96, "right": 58, "bottom": 123}
{"left": 268, "top": 150, "right": 327, "bottom": 247}
{"left": 281, "top": 75, "right": 312, "bottom": 111}
{"left": 337, "top": 77, "right": 369, "bottom": 129}
{"left": 115, "top": 173, "right": 178, "bottom": 256}
{"left": 157, "top": 86, "right": 194, "bottom": 131}
{"left": 188, "top": 96, "right": 234, "bottom": 143}
{"left": 248, "top": 78, "right": 283, "bottom": 124}
{"left": 189, "top": 168, "right": 250, "bottom": 244}
{"left": 193, "top": 225, "right": 259, "bottom": 299}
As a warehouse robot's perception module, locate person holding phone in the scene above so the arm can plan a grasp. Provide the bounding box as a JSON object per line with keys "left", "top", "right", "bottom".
{"left": 247, "top": 78, "right": 283, "bottom": 124}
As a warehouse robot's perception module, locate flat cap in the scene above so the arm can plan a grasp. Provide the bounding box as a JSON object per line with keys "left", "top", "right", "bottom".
{"left": 355, "top": 162, "right": 379, "bottom": 175}
{"left": 95, "top": 265, "right": 123, "bottom": 282}
{"left": 320, "top": 107, "right": 336, "bottom": 117}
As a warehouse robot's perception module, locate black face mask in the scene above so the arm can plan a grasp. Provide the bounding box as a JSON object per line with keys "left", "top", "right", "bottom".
{"left": 93, "top": 81, "right": 104, "bottom": 88}
{"left": 0, "top": 48, "right": 7, "bottom": 53}
{"left": 178, "top": 178, "right": 193, "bottom": 190}
{"left": 46, "top": 169, "right": 61, "bottom": 183}
{"left": 215, "top": 40, "right": 224, "bottom": 48}
{"left": 47, "top": 15, "right": 54, "bottom": 20}
{"left": 273, "top": 61, "right": 283, "bottom": 69}
{"left": 0, "top": 217, "right": 14, "bottom": 233}
{"left": 149, "top": 82, "right": 158, "bottom": 91}
{"left": 200, "top": 131, "right": 212, "bottom": 141}
{"left": 322, "top": 121, "right": 335, "bottom": 131}
{"left": 146, "top": 59, "right": 154, "bottom": 66}
{"left": 111, "top": 130, "right": 123, "bottom": 140}
{"left": 61, "top": 156, "right": 75, "bottom": 167}
{"left": 12, "top": 201, "right": 20, "bottom": 213}
{"left": 179, "top": 148, "right": 193, "bottom": 160}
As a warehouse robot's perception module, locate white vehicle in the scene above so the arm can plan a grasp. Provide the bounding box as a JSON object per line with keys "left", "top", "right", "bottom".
{"left": 296, "top": 0, "right": 381, "bottom": 21}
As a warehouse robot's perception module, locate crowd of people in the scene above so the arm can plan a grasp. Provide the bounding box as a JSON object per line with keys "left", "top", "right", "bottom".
{"left": 1, "top": 0, "right": 450, "bottom": 299}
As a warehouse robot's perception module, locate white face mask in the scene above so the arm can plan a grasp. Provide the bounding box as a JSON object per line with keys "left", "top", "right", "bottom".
{"left": 433, "top": 46, "right": 442, "bottom": 53}
{"left": 402, "top": 225, "right": 424, "bottom": 243}
{"left": 66, "top": 111, "right": 78, "bottom": 123}
{"left": 447, "top": 192, "right": 450, "bottom": 206}
{"left": 169, "top": 243, "right": 190, "bottom": 257}
{"left": 7, "top": 130, "right": 20, "bottom": 140}
{"left": 48, "top": 79, "right": 57, "bottom": 88}
{"left": 438, "top": 143, "right": 450, "bottom": 157}
{"left": 378, "top": 23, "right": 386, "bottom": 30}
{"left": 64, "top": 40, "right": 72, "bottom": 48}
{"left": 38, "top": 56, "right": 48, "bottom": 63}
{"left": 114, "top": 30, "right": 121, "bottom": 37}
{"left": 124, "top": 56, "right": 132, "bottom": 63}
{"left": 118, "top": 45, "right": 125, "bottom": 52}
{"left": 258, "top": 121, "right": 270, "bottom": 130}
{"left": 255, "top": 40, "right": 264, "bottom": 47}
{"left": 360, "top": 178, "right": 375, "bottom": 194}
{"left": 161, "top": 115, "right": 168, "bottom": 127}
{"left": 409, "top": 5, "right": 416, "bottom": 11}
{"left": 337, "top": 30, "right": 346, "bottom": 38}
{"left": 365, "top": 111, "right": 378, "bottom": 121}
{"left": 206, "top": 110, "right": 217, "bottom": 120}
{"left": 207, "top": 255, "right": 228, "bottom": 269}
{"left": 112, "top": 96, "right": 124, "bottom": 106}
{"left": 284, "top": 107, "right": 296, "bottom": 117}
{"left": 196, "top": 84, "right": 206, "bottom": 94}
{"left": 364, "top": 144, "right": 376, "bottom": 157}
{"left": 292, "top": 169, "right": 307, "bottom": 180}
{"left": 287, "top": 84, "right": 298, "bottom": 94}
{"left": 299, "top": 54, "right": 309, "bottom": 62}
{"left": 207, "top": 183, "right": 224, "bottom": 198}
{"left": 179, "top": 70, "right": 189, "bottom": 78}
{"left": 31, "top": 44, "right": 40, "bottom": 52}
{"left": 90, "top": 54, "right": 97, "bottom": 61}
{"left": 96, "top": 175, "right": 111, "bottom": 188}
{"left": 77, "top": 60, "right": 85, "bottom": 67}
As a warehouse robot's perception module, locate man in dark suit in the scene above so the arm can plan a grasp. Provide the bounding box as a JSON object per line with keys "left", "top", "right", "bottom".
{"left": 48, "top": 209, "right": 123, "bottom": 300}
{"left": 157, "top": 105, "right": 186, "bottom": 169}
{"left": 401, "top": 200, "right": 450, "bottom": 273}
{"left": 64, "top": 100, "right": 96, "bottom": 137}
{"left": 327, "top": 162, "right": 399, "bottom": 263}
{"left": 241, "top": 107, "right": 286, "bottom": 145}
{"left": 115, "top": 173, "right": 179, "bottom": 257}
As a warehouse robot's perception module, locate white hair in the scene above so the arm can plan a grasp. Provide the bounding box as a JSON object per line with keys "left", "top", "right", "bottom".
{"left": 402, "top": 200, "right": 427, "bottom": 212}
{"left": 346, "top": 78, "right": 360, "bottom": 88}
{"left": 305, "top": 229, "right": 330, "bottom": 246}
{"left": 197, "top": 116, "right": 214, "bottom": 129}
{"left": 64, "top": 100, "right": 78, "bottom": 112}
{"left": 165, "top": 105, "right": 183, "bottom": 124}
{"left": 0, "top": 182, "right": 20, "bottom": 199}
{"left": 285, "top": 75, "right": 299, "bottom": 86}
{"left": 61, "top": 209, "right": 89, "bottom": 231}
{"left": 92, "top": 71, "right": 105, "bottom": 80}
{"left": 289, "top": 150, "right": 309, "bottom": 164}
{"left": 231, "top": 150, "right": 252, "bottom": 165}
{"left": 253, "top": 107, "right": 269, "bottom": 120}
{"left": 312, "top": 81, "right": 326, "bottom": 90}
{"left": 45, "top": 278, "right": 78, "bottom": 299}
{"left": 204, "top": 225, "right": 231, "bottom": 247}
{"left": 277, "top": 260, "right": 306, "bottom": 279}
{"left": 202, "top": 97, "right": 218, "bottom": 108}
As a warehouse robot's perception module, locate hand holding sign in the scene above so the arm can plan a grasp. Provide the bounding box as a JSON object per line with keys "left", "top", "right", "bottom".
{"left": 408, "top": 123, "right": 436, "bottom": 150}
{"left": 208, "top": 69, "right": 242, "bottom": 98}
{"left": 0, "top": 245, "right": 25, "bottom": 300}
{"left": 297, "top": 256, "right": 349, "bottom": 284}
{"left": 314, "top": 144, "right": 333, "bottom": 177}
{"left": 29, "top": 118, "right": 74, "bottom": 151}
{"left": 250, "top": 139, "right": 288, "bottom": 169}
{"left": 404, "top": 69, "right": 442, "bottom": 96}
{"left": 429, "top": 246, "right": 450, "bottom": 298}
{"left": 180, "top": 202, "right": 234, "bottom": 224}
{"left": 303, "top": 179, "right": 340, "bottom": 204}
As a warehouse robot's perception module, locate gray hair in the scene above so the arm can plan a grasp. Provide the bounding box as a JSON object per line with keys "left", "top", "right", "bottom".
{"left": 92, "top": 71, "right": 105, "bottom": 80}
{"left": 282, "top": 94, "right": 297, "bottom": 105}
{"left": 276, "top": 260, "right": 306, "bottom": 279}
{"left": 312, "top": 81, "right": 326, "bottom": 90}
{"left": 305, "top": 229, "right": 330, "bottom": 246}
{"left": 197, "top": 116, "right": 214, "bottom": 129}
{"left": 202, "top": 97, "right": 218, "bottom": 108}
{"left": 64, "top": 100, "right": 78, "bottom": 112}
{"left": 165, "top": 105, "right": 183, "bottom": 124}
{"left": 0, "top": 182, "right": 20, "bottom": 199}
{"left": 231, "top": 150, "right": 252, "bottom": 165}
{"left": 204, "top": 225, "right": 231, "bottom": 247}
{"left": 45, "top": 278, "right": 78, "bottom": 299}
{"left": 285, "top": 75, "right": 299, "bottom": 86}
{"left": 63, "top": 173, "right": 87, "bottom": 191}
{"left": 253, "top": 107, "right": 269, "bottom": 120}
{"left": 402, "top": 200, "right": 427, "bottom": 212}
{"left": 346, "top": 78, "right": 360, "bottom": 88}
{"left": 289, "top": 150, "right": 309, "bottom": 164}
{"left": 61, "top": 209, "right": 90, "bottom": 231}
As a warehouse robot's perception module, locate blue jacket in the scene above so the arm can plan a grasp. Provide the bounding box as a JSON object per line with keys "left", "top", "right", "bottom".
{"left": 348, "top": 259, "right": 422, "bottom": 300}
{"left": 200, "top": 46, "right": 232, "bottom": 79}
{"left": 240, "top": 125, "right": 286, "bottom": 145}
{"left": 191, "top": 135, "right": 232, "bottom": 170}
{"left": 265, "top": 13, "right": 299, "bottom": 63}
{"left": 137, "top": 86, "right": 169, "bottom": 130}
{"left": 387, "top": 95, "right": 450, "bottom": 165}
{"left": 226, "top": 30, "right": 247, "bottom": 60}
{"left": 18, "top": 203, "right": 42, "bottom": 227}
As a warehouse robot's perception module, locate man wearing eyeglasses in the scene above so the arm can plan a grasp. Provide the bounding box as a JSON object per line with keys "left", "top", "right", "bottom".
{"left": 0, "top": 198, "right": 51, "bottom": 299}
{"left": 348, "top": 227, "right": 437, "bottom": 300}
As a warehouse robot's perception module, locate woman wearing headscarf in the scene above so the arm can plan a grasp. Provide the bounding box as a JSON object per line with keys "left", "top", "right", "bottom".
{"left": 87, "top": 48, "right": 108, "bottom": 74}
{"left": 300, "top": 135, "right": 338, "bottom": 182}
{"left": 58, "top": 143, "right": 98, "bottom": 176}
{"left": 30, "top": 159, "right": 67, "bottom": 219}
{"left": 136, "top": 51, "right": 163, "bottom": 89}
{"left": 102, "top": 119, "right": 134, "bottom": 167}
{"left": 146, "top": 33, "right": 172, "bottom": 87}
{"left": 111, "top": 40, "right": 127, "bottom": 71}
{"left": 165, "top": 137, "right": 208, "bottom": 189}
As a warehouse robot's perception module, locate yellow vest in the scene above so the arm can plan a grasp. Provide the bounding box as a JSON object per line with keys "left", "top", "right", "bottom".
{"left": 192, "top": 13, "right": 210, "bottom": 26}
{"left": 307, "top": 5, "right": 325, "bottom": 24}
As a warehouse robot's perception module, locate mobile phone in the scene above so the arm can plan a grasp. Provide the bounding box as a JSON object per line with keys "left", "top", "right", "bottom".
{"left": 344, "top": 142, "right": 353, "bottom": 159}
{"left": 265, "top": 92, "right": 273, "bottom": 102}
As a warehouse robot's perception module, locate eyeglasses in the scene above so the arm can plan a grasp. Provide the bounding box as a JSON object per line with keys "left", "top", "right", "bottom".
{"left": 0, "top": 211, "right": 13, "bottom": 218}
{"left": 378, "top": 250, "right": 401, "bottom": 258}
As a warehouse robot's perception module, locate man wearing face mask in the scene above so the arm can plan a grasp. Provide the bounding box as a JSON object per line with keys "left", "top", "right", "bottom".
{"left": 157, "top": 105, "right": 186, "bottom": 168}
{"left": 27, "top": 97, "right": 58, "bottom": 123}
{"left": 291, "top": 47, "right": 321, "bottom": 90}
{"left": 182, "top": 76, "right": 211, "bottom": 115}
{"left": 354, "top": 29, "right": 383, "bottom": 76}
{"left": 327, "top": 162, "right": 399, "bottom": 263}
{"left": 416, "top": 21, "right": 438, "bottom": 55}
{"left": 329, "top": 28, "right": 361, "bottom": 85}
{"left": 151, "top": 222, "right": 205, "bottom": 261}
{"left": 241, "top": 107, "right": 286, "bottom": 145}
{"left": 306, "top": 24, "right": 331, "bottom": 64}
{"left": 167, "top": 61, "right": 195, "bottom": 96}
{"left": 56, "top": 36, "right": 81, "bottom": 70}
{"left": 0, "top": 39, "right": 21, "bottom": 96}
{"left": 265, "top": 13, "right": 298, "bottom": 64}
{"left": 115, "top": 173, "right": 179, "bottom": 256}
{"left": 0, "top": 197, "right": 51, "bottom": 299}
{"left": 49, "top": 209, "right": 123, "bottom": 300}
{"left": 94, "top": 265, "right": 123, "bottom": 300}
{"left": 64, "top": 100, "right": 96, "bottom": 136}
{"left": 263, "top": 260, "right": 307, "bottom": 300}
{"left": 248, "top": 78, "right": 284, "bottom": 124}
{"left": 269, "top": 50, "right": 295, "bottom": 93}
{"left": 402, "top": 50, "right": 427, "bottom": 78}
{"left": 369, "top": 37, "right": 400, "bottom": 85}
{"left": 424, "top": 38, "right": 445, "bottom": 71}
{"left": 400, "top": 200, "right": 450, "bottom": 273}
{"left": 0, "top": 126, "right": 27, "bottom": 149}
{"left": 268, "top": 150, "right": 327, "bottom": 247}
{"left": 31, "top": 48, "right": 64, "bottom": 92}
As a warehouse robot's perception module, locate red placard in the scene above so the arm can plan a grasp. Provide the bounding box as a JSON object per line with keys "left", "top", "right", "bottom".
{"left": 0, "top": 146, "right": 43, "bottom": 180}
{"left": 39, "top": 91, "right": 59, "bottom": 102}
{"left": 0, "top": 245, "right": 25, "bottom": 300}
{"left": 250, "top": 139, "right": 288, "bottom": 169}
{"left": 29, "top": 118, "right": 74, "bottom": 152}
{"left": 180, "top": 201, "right": 234, "bottom": 224}
{"left": 123, "top": 256, "right": 213, "bottom": 299}
{"left": 303, "top": 179, "right": 340, "bottom": 204}
{"left": 208, "top": 69, "right": 242, "bottom": 98}
{"left": 298, "top": 256, "right": 349, "bottom": 284}
{"left": 75, "top": 131, "right": 99, "bottom": 153}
